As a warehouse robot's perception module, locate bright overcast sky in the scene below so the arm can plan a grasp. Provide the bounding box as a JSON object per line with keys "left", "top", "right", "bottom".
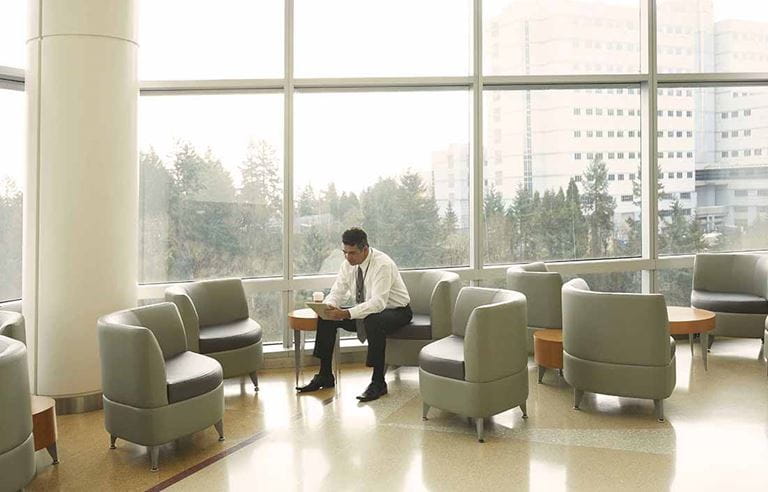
{"left": 4, "top": 0, "right": 768, "bottom": 191}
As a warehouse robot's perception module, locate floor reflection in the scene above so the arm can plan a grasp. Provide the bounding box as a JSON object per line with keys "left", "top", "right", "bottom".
{"left": 25, "top": 337, "right": 768, "bottom": 491}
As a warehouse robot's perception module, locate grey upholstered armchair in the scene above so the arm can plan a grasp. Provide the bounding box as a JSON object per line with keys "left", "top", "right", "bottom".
{"left": 0, "top": 310, "right": 25, "bottom": 344}
{"left": 0, "top": 336, "right": 36, "bottom": 491}
{"left": 386, "top": 270, "right": 461, "bottom": 368}
{"left": 165, "top": 278, "right": 263, "bottom": 390}
{"left": 419, "top": 287, "right": 529, "bottom": 442}
{"left": 691, "top": 253, "right": 768, "bottom": 356}
{"left": 506, "top": 262, "right": 563, "bottom": 353}
{"left": 98, "top": 303, "right": 225, "bottom": 471}
{"left": 562, "top": 279, "right": 676, "bottom": 421}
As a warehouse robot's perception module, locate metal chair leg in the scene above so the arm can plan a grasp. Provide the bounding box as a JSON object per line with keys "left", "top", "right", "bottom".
{"left": 520, "top": 402, "right": 528, "bottom": 419}
{"left": 109, "top": 435, "right": 117, "bottom": 449}
{"left": 149, "top": 446, "right": 160, "bottom": 471}
{"left": 537, "top": 366, "right": 545, "bottom": 384}
{"left": 689, "top": 333, "right": 694, "bottom": 357}
{"left": 214, "top": 420, "right": 225, "bottom": 441}
{"left": 573, "top": 389, "right": 584, "bottom": 409}
{"left": 475, "top": 418, "right": 485, "bottom": 443}
{"left": 422, "top": 403, "right": 430, "bottom": 421}
{"left": 654, "top": 399, "right": 665, "bottom": 422}
{"left": 249, "top": 371, "right": 259, "bottom": 391}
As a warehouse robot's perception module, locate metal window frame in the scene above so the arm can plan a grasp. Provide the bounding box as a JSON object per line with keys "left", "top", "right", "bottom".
{"left": 6, "top": 2, "right": 768, "bottom": 344}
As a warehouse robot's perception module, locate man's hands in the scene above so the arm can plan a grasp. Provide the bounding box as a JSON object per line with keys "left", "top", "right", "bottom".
{"left": 324, "top": 306, "right": 351, "bottom": 320}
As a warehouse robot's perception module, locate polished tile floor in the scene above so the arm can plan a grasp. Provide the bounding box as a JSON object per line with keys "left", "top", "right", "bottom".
{"left": 28, "top": 337, "right": 768, "bottom": 491}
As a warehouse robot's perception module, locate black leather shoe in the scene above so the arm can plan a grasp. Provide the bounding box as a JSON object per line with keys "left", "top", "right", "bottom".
{"left": 296, "top": 373, "right": 335, "bottom": 393}
{"left": 356, "top": 381, "right": 387, "bottom": 402}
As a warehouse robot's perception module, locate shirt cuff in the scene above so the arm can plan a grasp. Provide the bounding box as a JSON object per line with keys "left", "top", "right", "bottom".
{"left": 348, "top": 305, "right": 363, "bottom": 319}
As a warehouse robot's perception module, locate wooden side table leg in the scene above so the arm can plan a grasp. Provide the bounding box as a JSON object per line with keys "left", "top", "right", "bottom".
{"left": 47, "top": 442, "right": 59, "bottom": 464}
{"left": 294, "top": 329, "right": 302, "bottom": 388}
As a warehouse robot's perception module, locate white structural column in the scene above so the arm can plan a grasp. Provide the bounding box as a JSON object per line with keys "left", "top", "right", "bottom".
{"left": 24, "top": 0, "right": 138, "bottom": 402}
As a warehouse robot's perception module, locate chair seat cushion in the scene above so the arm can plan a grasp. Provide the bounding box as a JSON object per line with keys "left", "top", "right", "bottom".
{"left": 691, "top": 290, "right": 768, "bottom": 315}
{"left": 199, "top": 318, "right": 263, "bottom": 354}
{"left": 387, "top": 313, "right": 432, "bottom": 340}
{"left": 419, "top": 335, "right": 465, "bottom": 380}
{"left": 165, "top": 352, "right": 223, "bottom": 404}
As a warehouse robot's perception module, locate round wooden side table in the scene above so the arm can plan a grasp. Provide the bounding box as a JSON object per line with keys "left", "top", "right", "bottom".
{"left": 533, "top": 329, "right": 563, "bottom": 384}
{"left": 667, "top": 306, "right": 716, "bottom": 370}
{"left": 31, "top": 395, "right": 59, "bottom": 464}
{"left": 287, "top": 308, "right": 341, "bottom": 389}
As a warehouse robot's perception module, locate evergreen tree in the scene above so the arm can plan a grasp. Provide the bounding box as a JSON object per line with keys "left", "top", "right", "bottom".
{"left": 139, "top": 149, "right": 172, "bottom": 282}
{"left": 296, "top": 184, "right": 318, "bottom": 217}
{"left": 581, "top": 157, "right": 616, "bottom": 257}
{"left": 236, "top": 140, "right": 283, "bottom": 276}
{"left": 297, "top": 224, "right": 328, "bottom": 273}
{"left": 0, "top": 177, "right": 22, "bottom": 300}
{"left": 659, "top": 199, "right": 703, "bottom": 254}
{"left": 166, "top": 141, "right": 240, "bottom": 280}
{"left": 442, "top": 201, "right": 459, "bottom": 235}
{"left": 239, "top": 140, "right": 282, "bottom": 215}
{"left": 507, "top": 185, "right": 537, "bottom": 262}
{"left": 484, "top": 185, "right": 509, "bottom": 263}
{"left": 565, "top": 178, "right": 589, "bottom": 259}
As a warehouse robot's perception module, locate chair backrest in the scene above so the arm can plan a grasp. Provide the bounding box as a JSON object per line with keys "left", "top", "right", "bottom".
{"left": 0, "top": 310, "right": 26, "bottom": 345}
{"left": 97, "top": 303, "right": 185, "bottom": 408}
{"left": 0, "top": 336, "right": 33, "bottom": 455}
{"left": 402, "top": 270, "right": 461, "bottom": 339}
{"left": 506, "top": 262, "right": 563, "bottom": 329}
{"left": 562, "top": 278, "right": 671, "bottom": 366}
{"left": 459, "top": 288, "right": 528, "bottom": 383}
{"left": 451, "top": 287, "right": 515, "bottom": 337}
{"left": 693, "top": 253, "right": 768, "bottom": 298}
{"left": 167, "top": 278, "right": 249, "bottom": 328}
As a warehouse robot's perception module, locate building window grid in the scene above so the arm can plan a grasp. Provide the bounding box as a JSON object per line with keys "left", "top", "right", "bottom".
{"left": 5, "top": 3, "right": 768, "bottom": 338}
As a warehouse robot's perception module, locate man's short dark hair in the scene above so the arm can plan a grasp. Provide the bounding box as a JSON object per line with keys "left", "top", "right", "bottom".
{"left": 342, "top": 227, "right": 369, "bottom": 250}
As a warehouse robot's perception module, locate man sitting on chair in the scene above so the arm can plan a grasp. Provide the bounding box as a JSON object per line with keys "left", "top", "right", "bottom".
{"left": 297, "top": 227, "right": 412, "bottom": 402}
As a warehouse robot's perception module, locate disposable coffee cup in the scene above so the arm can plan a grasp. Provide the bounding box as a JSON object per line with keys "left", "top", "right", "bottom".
{"left": 312, "top": 291, "right": 324, "bottom": 302}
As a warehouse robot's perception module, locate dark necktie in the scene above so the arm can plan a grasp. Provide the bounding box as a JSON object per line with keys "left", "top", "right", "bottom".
{"left": 355, "top": 266, "right": 366, "bottom": 342}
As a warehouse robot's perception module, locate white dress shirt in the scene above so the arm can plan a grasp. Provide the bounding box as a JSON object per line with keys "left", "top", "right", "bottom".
{"left": 324, "top": 248, "right": 410, "bottom": 320}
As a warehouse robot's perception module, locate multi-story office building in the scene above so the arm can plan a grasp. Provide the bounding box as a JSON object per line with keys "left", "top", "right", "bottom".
{"left": 433, "top": 0, "right": 768, "bottom": 243}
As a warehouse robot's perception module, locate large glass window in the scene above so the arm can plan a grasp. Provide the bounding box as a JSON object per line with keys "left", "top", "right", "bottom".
{"left": 658, "top": 86, "right": 768, "bottom": 255}
{"left": 138, "top": 94, "right": 284, "bottom": 283}
{"left": 657, "top": 0, "right": 768, "bottom": 74}
{"left": 483, "top": 88, "right": 642, "bottom": 264}
{"left": 0, "top": 89, "right": 24, "bottom": 301}
{"left": 0, "top": 1, "right": 26, "bottom": 69}
{"left": 484, "top": 0, "right": 641, "bottom": 76}
{"left": 139, "top": 0, "right": 284, "bottom": 80}
{"left": 658, "top": 267, "right": 693, "bottom": 307}
{"left": 293, "top": 91, "right": 470, "bottom": 274}
{"left": 295, "top": 0, "right": 471, "bottom": 77}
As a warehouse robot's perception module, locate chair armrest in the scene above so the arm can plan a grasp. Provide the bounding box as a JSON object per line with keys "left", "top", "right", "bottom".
{"left": 0, "top": 311, "right": 25, "bottom": 344}
{"left": 429, "top": 277, "right": 461, "bottom": 340}
{"left": 463, "top": 298, "right": 527, "bottom": 383}
{"left": 98, "top": 322, "right": 169, "bottom": 409}
{"left": 165, "top": 288, "right": 201, "bottom": 352}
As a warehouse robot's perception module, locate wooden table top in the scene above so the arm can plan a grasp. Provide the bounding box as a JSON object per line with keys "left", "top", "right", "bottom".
{"left": 31, "top": 395, "right": 56, "bottom": 416}
{"left": 288, "top": 308, "right": 319, "bottom": 331}
{"left": 532, "top": 329, "right": 563, "bottom": 343}
{"left": 667, "top": 306, "right": 716, "bottom": 335}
